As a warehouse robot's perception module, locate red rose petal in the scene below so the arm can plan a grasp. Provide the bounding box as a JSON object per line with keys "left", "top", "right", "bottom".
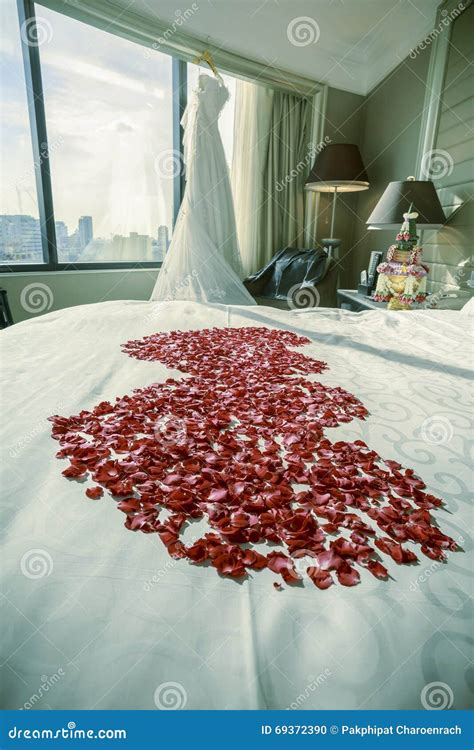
{"left": 49, "top": 326, "right": 456, "bottom": 592}
{"left": 267, "top": 551, "right": 300, "bottom": 582}
{"left": 62, "top": 464, "right": 87, "bottom": 478}
{"left": 307, "top": 567, "right": 334, "bottom": 589}
{"left": 85, "top": 486, "right": 103, "bottom": 500}
{"left": 336, "top": 564, "right": 360, "bottom": 587}
{"left": 367, "top": 560, "right": 389, "bottom": 580}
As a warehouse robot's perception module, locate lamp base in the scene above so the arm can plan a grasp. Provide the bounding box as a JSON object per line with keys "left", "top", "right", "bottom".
{"left": 321, "top": 238, "right": 342, "bottom": 259}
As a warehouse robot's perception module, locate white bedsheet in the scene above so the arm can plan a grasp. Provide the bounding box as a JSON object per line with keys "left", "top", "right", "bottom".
{"left": 1, "top": 300, "right": 472, "bottom": 710}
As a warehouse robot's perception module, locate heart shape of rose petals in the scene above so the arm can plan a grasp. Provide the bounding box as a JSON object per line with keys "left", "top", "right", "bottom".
{"left": 49, "top": 327, "right": 458, "bottom": 589}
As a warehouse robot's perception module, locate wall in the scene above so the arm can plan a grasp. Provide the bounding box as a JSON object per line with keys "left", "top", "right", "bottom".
{"left": 317, "top": 55, "right": 439, "bottom": 289}
{"left": 350, "top": 46, "right": 433, "bottom": 285}
{"left": 0, "top": 268, "right": 158, "bottom": 324}
{"left": 319, "top": 87, "right": 365, "bottom": 288}
{"left": 421, "top": 2, "right": 474, "bottom": 295}
{"left": 348, "top": 10, "right": 473, "bottom": 293}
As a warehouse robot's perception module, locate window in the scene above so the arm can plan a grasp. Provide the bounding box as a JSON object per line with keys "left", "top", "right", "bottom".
{"left": 1, "top": 3, "right": 240, "bottom": 271}
{"left": 187, "top": 65, "right": 236, "bottom": 171}
{"left": 38, "top": 6, "right": 174, "bottom": 264}
{"left": 0, "top": 0, "right": 42, "bottom": 264}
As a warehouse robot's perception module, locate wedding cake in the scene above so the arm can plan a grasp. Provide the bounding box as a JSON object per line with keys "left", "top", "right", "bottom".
{"left": 373, "top": 210, "right": 429, "bottom": 310}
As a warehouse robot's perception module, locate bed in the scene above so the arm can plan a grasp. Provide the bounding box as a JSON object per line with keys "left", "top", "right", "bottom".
{"left": 1, "top": 300, "right": 472, "bottom": 710}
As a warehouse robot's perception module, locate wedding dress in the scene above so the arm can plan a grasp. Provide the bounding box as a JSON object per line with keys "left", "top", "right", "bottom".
{"left": 150, "top": 73, "right": 255, "bottom": 305}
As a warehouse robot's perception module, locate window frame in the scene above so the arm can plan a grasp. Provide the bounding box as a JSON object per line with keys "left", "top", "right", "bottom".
{"left": 1, "top": 0, "right": 187, "bottom": 272}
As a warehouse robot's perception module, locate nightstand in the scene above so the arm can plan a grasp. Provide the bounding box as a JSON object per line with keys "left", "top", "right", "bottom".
{"left": 337, "top": 288, "right": 469, "bottom": 312}
{"left": 337, "top": 289, "right": 383, "bottom": 312}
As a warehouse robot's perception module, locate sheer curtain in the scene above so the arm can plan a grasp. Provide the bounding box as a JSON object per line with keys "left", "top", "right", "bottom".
{"left": 231, "top": 81, "right": 274, "bottom": 276}
{"left": 232, "top": 81, "right": 314, "bottom": 276}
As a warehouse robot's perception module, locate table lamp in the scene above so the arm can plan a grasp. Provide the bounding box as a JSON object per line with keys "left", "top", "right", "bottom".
{"left": 366, "top": 177, "right": 446, "bottom": 229}
{"left": 305, "top": 143, "right": 369, "bottom": 257}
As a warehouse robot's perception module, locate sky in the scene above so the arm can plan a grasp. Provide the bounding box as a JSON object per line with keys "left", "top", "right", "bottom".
{"left": 0, "top": 1, "right": 41, "bottom": 220}
{"left": 0, "top": 0, "right": 235, "bottom": 240}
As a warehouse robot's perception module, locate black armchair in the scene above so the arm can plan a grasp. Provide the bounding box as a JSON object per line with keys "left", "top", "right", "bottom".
{"left": 244, "top": 247, "right": 338, "bottom": 309}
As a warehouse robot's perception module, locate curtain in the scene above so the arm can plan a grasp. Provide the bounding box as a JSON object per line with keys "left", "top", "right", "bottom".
{"left": 304, "top": 87, "right": 327, "bottom": 248}
{"left": 232, "top": 82, "right": 314, "bottom": 276}
{"left": 231, "top": 81, "right": 274, "bottom": 277}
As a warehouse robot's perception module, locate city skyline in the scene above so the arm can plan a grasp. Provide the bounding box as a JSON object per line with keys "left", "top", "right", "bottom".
{"left": 0, "top": 212, "right": 170, "bottom": 264}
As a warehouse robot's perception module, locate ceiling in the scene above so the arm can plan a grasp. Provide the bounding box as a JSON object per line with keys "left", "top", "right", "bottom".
{"left": 115, "top": 0, "right": 441, "bottom": 95}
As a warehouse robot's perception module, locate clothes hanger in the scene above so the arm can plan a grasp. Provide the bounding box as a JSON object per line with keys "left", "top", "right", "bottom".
{"left": 192, "top": 49, "right": 221, "bottom": 81}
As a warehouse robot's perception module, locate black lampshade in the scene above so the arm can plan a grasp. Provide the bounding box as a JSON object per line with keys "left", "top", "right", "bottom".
{"left": 367, "top": 179, "right": 446, "bottom": 229}
{"left": 305, "top": 143, "right": 369, "bottom": 193}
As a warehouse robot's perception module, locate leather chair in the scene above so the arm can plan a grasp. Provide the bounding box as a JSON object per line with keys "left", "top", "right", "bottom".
{"left": 245, "top": 249, "right": 338, "bottom": 309}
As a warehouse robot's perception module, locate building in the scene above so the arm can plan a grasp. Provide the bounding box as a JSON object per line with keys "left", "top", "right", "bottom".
{"left": 79, "top": 232, "right": 153, "bottom": 262}
{"left": 156, "top": 225, "right": 170, "bottom": 261}
{"left": 111, "top": 232, "right": 153, "bottom": 261}
{"left": 0, "top": 214, "right": 42, "bottom": 263}
{"left": 78, "top": 216, "right": 93, "bottom": 250}
{"left": 55, "top": 220, "right": 69, "bottom": 257}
